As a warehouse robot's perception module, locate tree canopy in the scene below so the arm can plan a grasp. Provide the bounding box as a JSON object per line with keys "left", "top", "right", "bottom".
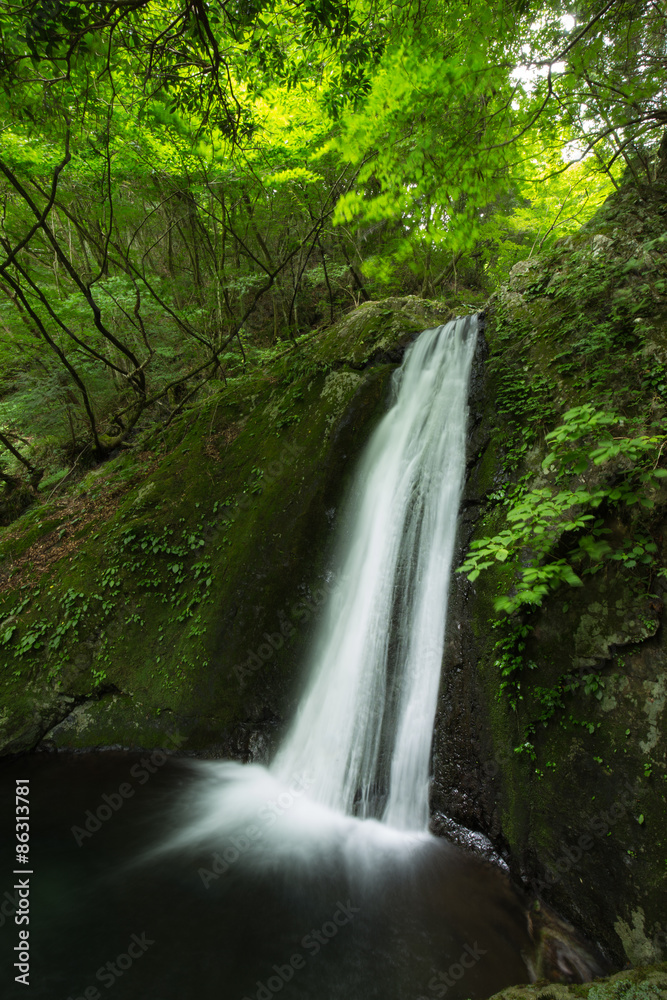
{"left": 0, "top": 0, "right": 664, "bottom": 488}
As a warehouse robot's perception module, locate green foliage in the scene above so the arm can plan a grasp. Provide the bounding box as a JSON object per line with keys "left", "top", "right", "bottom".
{"left": 496, "top": 370, "right": 558, "bottom": 471}
{"left": 0, "top": 0, "right": 665, "bottom": 508}
{"left": 543, "top": 405, "right": 667, "bottom": 492}
{"left": 0, "top": 502, "right": 219, "bottom": 692}
{"left": 493, "top": 621, "right": 537, "bottom": 710}
{"left": 588, "top": 980, "right": 666, "bottom": 1000}
{"left": 330, "top": 0, "right": 665, "bottom": 279}
{"left": 460, "top": 405, "right": 666, "bottom": 614}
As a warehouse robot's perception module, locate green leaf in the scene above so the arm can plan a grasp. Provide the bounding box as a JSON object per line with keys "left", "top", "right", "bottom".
{"left": 560, "top": 566, "right": 583, "bottom": 587}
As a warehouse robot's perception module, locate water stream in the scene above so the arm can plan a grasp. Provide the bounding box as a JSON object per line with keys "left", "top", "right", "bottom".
{"left": 275, "top": 314, "right": 478, "bottom": 829}
{"left": 0, "top": 316, "right": 541, "bottom": 1000}
{"left": 162, "top": 315, "right": 479, "bottom": 858}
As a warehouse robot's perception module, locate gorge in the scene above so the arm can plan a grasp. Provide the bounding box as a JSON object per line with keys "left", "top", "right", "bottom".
{"left": 1, "top": 139, "right": 667, "bottom": 1000}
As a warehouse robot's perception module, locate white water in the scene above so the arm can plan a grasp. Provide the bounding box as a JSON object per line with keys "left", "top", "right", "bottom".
{"left": 273, "top": 315, "right": 478, "bottom": 831}
{"left": 145, "top": 316, "right": 541, "bottom": 997}
{"left": 159, "top": 315, "right": 477, "bottom": 863}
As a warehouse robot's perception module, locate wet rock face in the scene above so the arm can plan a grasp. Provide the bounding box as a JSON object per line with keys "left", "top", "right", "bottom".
{"left": 430, "top": 322, "right": 504, "bottom": 841}
{"left": 431, "top": 182, "right": 667, "bottom": 970}
{"left": 0, "top": 297, "right": 453, "bottom": 759}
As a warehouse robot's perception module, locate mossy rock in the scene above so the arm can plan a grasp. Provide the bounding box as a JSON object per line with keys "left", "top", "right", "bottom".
{"left": 432, "top": 180, "right": 667, "bottom": 969}
{"left": 485, "top": 962, "right": 667, "bottom": 1000}
{"left": 0, "top": 296, "right": 453, "bottom": 758}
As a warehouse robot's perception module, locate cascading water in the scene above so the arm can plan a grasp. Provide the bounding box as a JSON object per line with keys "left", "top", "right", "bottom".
{"left": 273, "top": 314, "right": 478, "bottom": 831}
{"left": 159, "top": 315, "right": 480, "bottom": 861}
{"left": 154, "top": 314, "right": 481, "bottom": 877}
{"left": 12, "top": 314, "right": 582, "bottom": 999}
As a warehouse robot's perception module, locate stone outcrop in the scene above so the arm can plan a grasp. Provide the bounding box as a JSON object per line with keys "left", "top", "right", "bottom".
{"left": 0, "top": 297, "right": 452, "bottom": 757}
{"left": 431, "top": 179, "right": 667, "bottom": 970}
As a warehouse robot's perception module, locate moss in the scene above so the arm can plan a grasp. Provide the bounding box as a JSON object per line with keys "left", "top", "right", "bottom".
{"left": 311, "top": 295, "right": 453, "bottom": 366}
{"left": 485, "top": 963, "right": 667, "bottom": 1000}
{"left": 435, "top": 181, "right": 667, "bottom": 968}
{"left": 0, "top": 296, "right": 452, "bottom": 757}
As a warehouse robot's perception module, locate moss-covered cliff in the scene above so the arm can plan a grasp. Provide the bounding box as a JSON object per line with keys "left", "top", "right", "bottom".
{"left": 0, "top": 296, "right": 453, "bottom": 757}
{"left": 432, "top": 180, "right": 667, "bottom": 970}
{"left": 2, "top": 175, "right": 666, "bottom": 991}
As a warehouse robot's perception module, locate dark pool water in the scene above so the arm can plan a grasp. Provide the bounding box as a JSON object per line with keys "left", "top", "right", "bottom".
{"left": 0, "top": 753, "right": 533, "bottom": 1000}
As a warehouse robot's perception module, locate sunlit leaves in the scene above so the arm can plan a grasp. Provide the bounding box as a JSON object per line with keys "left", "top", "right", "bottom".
{"left": 459, "top": 405, "right": 666, "bottom": 614}
{"left": 332, "top": 23, "right": 519, "bottom": 264}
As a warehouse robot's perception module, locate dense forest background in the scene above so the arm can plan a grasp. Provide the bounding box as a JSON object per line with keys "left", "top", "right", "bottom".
{"left": 1, "top": 5, "right": 667, "bottom": 966}
{"left": 0, "top": 0, "right": 665, "bottom": 504}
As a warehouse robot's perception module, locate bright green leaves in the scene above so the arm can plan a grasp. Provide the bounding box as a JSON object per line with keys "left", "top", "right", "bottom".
{"left": 2, "top": 0, "right": 661, "bottom": 317}
{"left": 459, "top": 405, "right": 666, "bottom": 615}
{"left": 541, "top": 405, "right": 667, "bottom": 497}
{"left": 543, "top": 404, "right": 618, "bottom": 453}
{"left": 576, "top": 534, "right": 612, "bottom": 562}
{"left": 333, "top": 24, "right": 514, "bottom": 257}
{"left": 479, "top": 155, "right": 618, "bottom": 287}
{"left": 458, "top": 486, "right": 600, "bottom": 613}
{"left": 329, "top": 0, "right": 663, "bottom": 290}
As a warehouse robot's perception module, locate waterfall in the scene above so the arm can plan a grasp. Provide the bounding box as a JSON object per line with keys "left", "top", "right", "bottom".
{"left": 149, "top": 314, "right": 539, "bottom": 999}
{"left": 273, "top": 315, "right": 478, "bottom": 832}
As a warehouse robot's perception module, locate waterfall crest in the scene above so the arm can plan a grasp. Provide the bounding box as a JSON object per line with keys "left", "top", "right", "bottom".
{"left": 273, "top": 315, "right": 478, "bottom": 831}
